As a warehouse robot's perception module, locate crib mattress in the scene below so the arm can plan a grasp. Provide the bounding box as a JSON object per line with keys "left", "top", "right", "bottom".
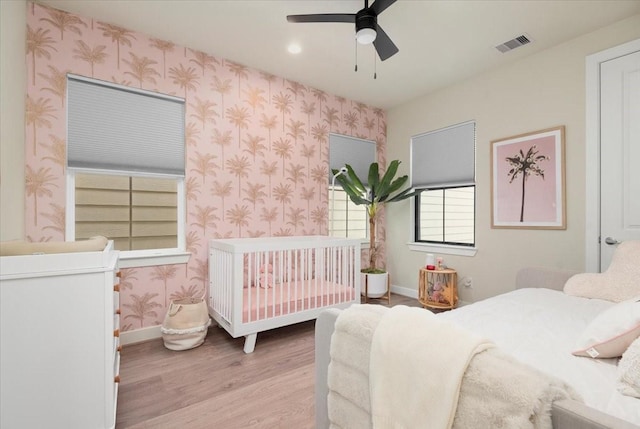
{"left": 242, "top": 281, "right": 355, "bottom": 323}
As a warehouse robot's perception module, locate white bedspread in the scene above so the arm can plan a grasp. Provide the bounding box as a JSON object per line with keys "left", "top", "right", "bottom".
{"left": 438, "top": 288, "right": 640, "bottom": 426}
{"left": 370, "top": 306, "right": 493, "bottom": 428}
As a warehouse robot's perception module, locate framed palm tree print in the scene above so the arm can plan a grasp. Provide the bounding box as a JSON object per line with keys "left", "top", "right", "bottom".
{"left": 491, "top": 126, "right": 566, "bottom": 229}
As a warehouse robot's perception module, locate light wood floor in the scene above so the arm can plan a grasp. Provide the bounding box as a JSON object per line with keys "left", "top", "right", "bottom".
{"left": 116, "top": 294, "right": 421, "bottom": 429}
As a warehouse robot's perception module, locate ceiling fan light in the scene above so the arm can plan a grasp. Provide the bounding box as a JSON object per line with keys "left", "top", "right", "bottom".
{"left": 356, "top": 27, "right": 377, "bottom": 44}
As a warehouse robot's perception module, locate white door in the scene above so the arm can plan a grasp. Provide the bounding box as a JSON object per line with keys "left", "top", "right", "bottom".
{"left": 600, "top": 50, "right": 640, "bottom": 270}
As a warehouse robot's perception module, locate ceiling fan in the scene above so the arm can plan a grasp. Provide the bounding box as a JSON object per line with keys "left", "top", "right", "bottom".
{"left": 286, "top": 0, "right": 399, "bottom": 61}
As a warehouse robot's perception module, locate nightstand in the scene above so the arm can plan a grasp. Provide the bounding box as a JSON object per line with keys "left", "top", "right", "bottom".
{"left": 418, "top": 268, "right": 458, "bottom": 310}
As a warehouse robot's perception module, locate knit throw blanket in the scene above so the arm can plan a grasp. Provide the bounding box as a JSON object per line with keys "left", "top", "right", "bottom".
{"left": 327, "top": 304, "right": 580, "bottom": 429}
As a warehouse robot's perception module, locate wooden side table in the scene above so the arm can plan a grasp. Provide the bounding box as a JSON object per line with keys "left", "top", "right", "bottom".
{"left": 418, "top": 268, "right": 458, "bottom": 310}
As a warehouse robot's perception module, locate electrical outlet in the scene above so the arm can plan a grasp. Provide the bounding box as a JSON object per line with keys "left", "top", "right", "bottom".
{"left": 464, "top": 277, "right": 473, "bottom": 288}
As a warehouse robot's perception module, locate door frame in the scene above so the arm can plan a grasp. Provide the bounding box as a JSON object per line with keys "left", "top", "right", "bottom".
{"left": 585, "top": 38, "right": 640, "bottom": 272}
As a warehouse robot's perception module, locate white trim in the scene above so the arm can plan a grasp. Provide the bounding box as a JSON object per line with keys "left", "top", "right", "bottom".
{"left": 119, "top": 250, "right": 190, "bottom": 268}
{"left": 120, "top": 324, "right": 162, "bottom": 345}
{"left": 585, "top": 38, "right": 640, "bottom": 272}
{"left": 407, "top": 241, "right": 477, "bottom": 257}
{"left": 390, "top": 283, "right": 418, "bottom": 299}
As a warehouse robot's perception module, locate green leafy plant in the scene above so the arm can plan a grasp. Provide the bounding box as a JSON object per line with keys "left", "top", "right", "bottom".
{"left": 333, "top": 160, "right": 424, "bottom": 272}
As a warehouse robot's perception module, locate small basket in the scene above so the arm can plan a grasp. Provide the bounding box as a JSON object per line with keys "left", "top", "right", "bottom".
{"left": 161, "top": 297, "right": 211, "bottom": 351}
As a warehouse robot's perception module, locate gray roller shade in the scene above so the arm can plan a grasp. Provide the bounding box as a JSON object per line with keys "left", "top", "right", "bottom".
{"left": 329, "top": 134, "right": 376, "bottom": 184}
{"left": 67, "top": 74, "right": 185, "bottom": 176}
{"left": 411, "top": 121, "right": 475, "bottom": 188}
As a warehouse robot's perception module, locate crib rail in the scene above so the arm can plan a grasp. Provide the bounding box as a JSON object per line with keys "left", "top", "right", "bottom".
{"left": 208, "top": 236, "right": 361, "bottom": 345}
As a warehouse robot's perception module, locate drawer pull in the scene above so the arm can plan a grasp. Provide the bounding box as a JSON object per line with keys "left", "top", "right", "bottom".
{"left": 114, "top": 375, "right": 121, "bottom": 383}
{"left": 117, "top": 345, "right": 123, "bottom": 352}
{"left": 116, "top": 271, "right": 122, "bottom": 278}
{"left": 113, "top": 329, "right": 120, "bottom": 338}
{"left": 114, "top": 284, "right": 120, "bottom": 292}
{"left": 116, "top": 308, "right": 121, "bottom": 315}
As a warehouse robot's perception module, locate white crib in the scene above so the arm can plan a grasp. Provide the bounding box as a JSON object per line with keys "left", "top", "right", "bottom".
{"left": 208, "top": 236, "right": 361, "bottom": 353}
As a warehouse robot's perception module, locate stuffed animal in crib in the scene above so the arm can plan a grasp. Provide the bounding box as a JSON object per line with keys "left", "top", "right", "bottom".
{"left": 259, "top": 264, "right": 274, "bottom": 288}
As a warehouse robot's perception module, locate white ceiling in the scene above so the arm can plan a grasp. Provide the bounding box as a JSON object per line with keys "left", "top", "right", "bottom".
{"left": 38, "top": 0, "right": 640, "bottom": 109}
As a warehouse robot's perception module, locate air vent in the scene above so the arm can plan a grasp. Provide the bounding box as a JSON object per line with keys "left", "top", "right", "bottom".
{"left": 495, "top": 34, "right": 532, "bottom": 53}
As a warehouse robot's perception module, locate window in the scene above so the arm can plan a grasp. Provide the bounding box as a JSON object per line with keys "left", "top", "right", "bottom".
{"left": 66, "top": 74, "right": 187, "bottom": 266}
{"left": 411, "top": 121, "right": 476, "bottom": 248}
{"left": 328, "top": 134, "right": 375, "bottom": 239}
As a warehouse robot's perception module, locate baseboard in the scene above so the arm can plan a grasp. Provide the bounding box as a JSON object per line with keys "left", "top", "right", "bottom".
{"left": 120, "top": 324, "right": 162, "bottom": 346}
{"left": 390, "top": 284, "right": 418, "bottom": 299}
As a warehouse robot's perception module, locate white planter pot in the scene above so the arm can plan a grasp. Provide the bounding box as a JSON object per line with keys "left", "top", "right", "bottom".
{"left": 362, "top": 272, "right": 388, "bottom": 298}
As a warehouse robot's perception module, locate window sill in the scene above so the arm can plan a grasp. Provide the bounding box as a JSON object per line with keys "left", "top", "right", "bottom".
{"left": 406, "top": 242, "right": 477, "bottom": 257}
{"left": 119, "top": 250, "right": 191, "bottom": 268}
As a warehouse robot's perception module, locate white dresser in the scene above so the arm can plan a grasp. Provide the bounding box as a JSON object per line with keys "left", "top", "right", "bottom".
{"left": 0, "top": 241, "right": 120, "bottom": 429}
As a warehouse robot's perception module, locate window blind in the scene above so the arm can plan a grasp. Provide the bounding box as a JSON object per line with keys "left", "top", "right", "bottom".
{"left": 329, "top": 134, "right": 376, "bottom": 184}
{"left": 411, "top": 121, "right": 475, "bottom": 188}
{"left": 67, "top": 74, "right": 185, "bottom": 176}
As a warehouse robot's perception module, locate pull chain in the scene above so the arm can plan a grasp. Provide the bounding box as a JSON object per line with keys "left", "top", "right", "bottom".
{"left": 374, "top": 49, "right": 377, "bottom": 79}
{"left": 354, "top": 40, "right": 358, "bottom": 72}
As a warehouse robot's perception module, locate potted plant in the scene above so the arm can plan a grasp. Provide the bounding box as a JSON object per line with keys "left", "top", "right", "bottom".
{"left": 332, "top": 160, "right": 424, "bottom": 298}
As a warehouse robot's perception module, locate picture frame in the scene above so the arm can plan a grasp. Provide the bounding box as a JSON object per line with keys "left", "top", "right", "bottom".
{"left": 491, "top": 126, "right": 566, "bottom": 229}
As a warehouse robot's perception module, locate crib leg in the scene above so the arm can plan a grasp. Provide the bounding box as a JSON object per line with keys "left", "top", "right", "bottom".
{"left": 243, "top": 333, "right": 257, "bottom": 354}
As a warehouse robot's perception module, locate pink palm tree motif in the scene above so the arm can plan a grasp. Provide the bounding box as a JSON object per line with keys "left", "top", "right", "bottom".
{"left": 40, "top": 134, "right": 65, "bottom": 173}
{"left": 323, "top": 106, "right": 340, "bottom": 133}
{"left": 149, "top": 38, "right": 175, "bottom": 79}
{"left": 26, "top": 95, "right": 55, "bottom": 156}
{"left": 301, "top": 100, "right": 316, "bottom": 134}
{"left": 364, "top": 117, "right": 376, "bottom": 139}
{"left": 310, "top": 165, "right": 328, "bottom": 197}
{"left": 189, "top": 49, "right": 218, "bottom": 77}
{"left": 226, "top": 204, "right": 251, "bottom": 236}
{"left": 260, "top": 113, "right": 278, "bottom": 150}
{"left": 286, "top": 207, "right": 305, "bottom": 234}
{"left": 190, "top": 205, "right": 219, "bottom": 236}
{"left": 354, "top": 102, "right": 368, "bottom": 117}
{"left": 118, "top": 268, "right": 139, "bottom": 291}
{"left": 373, "top": 107, "right": 384, "bottom": 133}
{"left": 273, "top": 138, "right": 293, "bottom": 172}
{"left": 189, "top": 258, "right": 208, "bottom": 285}
{"left": 243, "top": 182, "right": 267, "bottom": 210}
{"left": 211, "top": 180, "right": 233, "bottom": 222}
{"left": 286, "top": 163, "right": 306, "bottom": 190}
{"left": 98, "top": 22, "right": 136, "bottom": 69}
{"left": 38, "top": 65, "right": 70, "bottom": 107}
{"left": 25, "top": 166, "right": 56, "bottom": 227}
{"left": 343, "top": 111, "right": 359, "bottom": 135}
{"left": 311, "top": 88, "right": 328, "bottom": 114}
{"left": 123, "top": 292, "right": 162, "bottom": 328}
{"left": 186, "top": 176, "right": 201, "bottom": 202}
{"left": 170, "top": 284, "right": 202, "bottom": 301}
{"left": 185, "top": 122, "right": 200, "bottom": 147}
{"left": 39, "top": 5, "right": 87, "bottom": 40}
{"left": 301, "top": 186, "right": 315, "bottom": 221}
{"left": 286, "top": 80, "right": 307, "bottom": 100}
{"left": 189, "top": 96, "right": 218, "bottom": 130}
{"left": 212, "top": 76, "right": 232, "bottom": 118}
{"left": 300, "top": 144, "right": 315, "bottom": 173}
{"left": 260, "top": 160, "right": 278, "bottom": 198}
{"left": 260, "top": 206, "right": 278, "bottom": 236}
{"left": 226, "top": 104, "right": 251, "bottom": 146}
{"left": 72, "top": 40, "right": 107, "bottom": 77}
{"left": 311, "top": 206, "right": 329, "bottom": 235}
{"left": 227, "top": 61, "right": 249, "bottom": 97}
{"left": 244, "top": 86, "right": 267, "bottom": 114}
{"left": 242, "top": 134, "right": 266, "bottom": 162}
{"left": 273, "top": 91, "right": 293, "bottom": 131}
{"left": 273, "top": 183, "right": 293, "bottom": 222}
{"left": 168, "top": 63, "right": 199, "bottom": 98}
{"left": 260, "top": 71, "right": 277, "bottom": 100}
{"left": 26, "top": 25, "right": 57, "bottom": 86}
{"left": 123, "top": 52, "right": 160, "bottom": 88}
{"left": 42, "top": 202, "right": 65, "bottom": 238}
{"left": 151, "top": 265, "right": 179, "bottom": 307}
{"left": 226, "top": 155, "right": 251, "bottom": 197}
{"left": 286, "top": 118, "right": 306, "bottom": 146}
{"left": 336, "top": 96, "right": 347, "bottom": 119}
{"left": 211, "top": 128, "right": 233, "bottom": 164}
{"left": 189, "top": 151, "right": 218, "bottom": 184}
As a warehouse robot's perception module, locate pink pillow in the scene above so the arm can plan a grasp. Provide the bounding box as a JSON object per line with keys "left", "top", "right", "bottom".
{"left": 573, "top": 297, "right": 640, "bottom": 358}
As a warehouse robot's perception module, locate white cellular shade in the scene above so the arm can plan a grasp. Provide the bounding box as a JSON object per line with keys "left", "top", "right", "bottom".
{"left": 67, "top": 75, "right": 185, "bottom": 176}
{"left": 411, "top": 121, "right": 475, "bottom": 188}
{"left": 329, "top": 134, "right": 376, "bottom": 184}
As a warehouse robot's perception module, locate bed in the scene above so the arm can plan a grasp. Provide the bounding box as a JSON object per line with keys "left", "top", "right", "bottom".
{"left": 208, "top": 236, "right": 361, "bottom": 353}
{"left": 315, "top": 265, "right": 640, "bottom": 429}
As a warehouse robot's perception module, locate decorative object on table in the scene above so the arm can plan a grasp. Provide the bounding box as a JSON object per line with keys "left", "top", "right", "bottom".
{"left": 161, "top": 296, "right": 211, "bottom": 351}
{"left": 418, "top": 267, "right": 458, "bottom": 310}
{"left": 491, "top": 126, "right": 566, "bottom": 229}
{"left": 333, "top": 160, "right": 425, "bottom": 301}
{"left": 425, "top": 253, "right": 436, "bottom": 270}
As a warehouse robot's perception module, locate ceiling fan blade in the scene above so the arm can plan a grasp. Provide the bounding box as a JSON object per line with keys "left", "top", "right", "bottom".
{"left": 371, "top": 0, "right": 397, "bottom": 15}
{"left": 287, "top": 13, "right": 355, "bottom": 23}
{"left": 372, "top": 25, "right": 398, "bottom": 61}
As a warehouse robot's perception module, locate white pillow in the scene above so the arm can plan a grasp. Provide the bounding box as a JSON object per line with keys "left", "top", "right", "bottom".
{"left": 618, "top": 336, "right": 640, "bottom": 398}
{"left": 573, "top": 297, "right": 640, "bottom": 358}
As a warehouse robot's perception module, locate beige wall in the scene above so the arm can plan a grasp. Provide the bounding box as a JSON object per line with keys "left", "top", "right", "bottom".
{"left": 386, "top": 14, "right": 640, "bottom": 303}
{"left": 0, "top": 0, "right": 27, "bottom": 241}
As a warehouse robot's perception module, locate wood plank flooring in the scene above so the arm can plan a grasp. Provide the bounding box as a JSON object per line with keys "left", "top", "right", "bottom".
{"left": 116, "top": 294, "right": 421, "bottom": 429}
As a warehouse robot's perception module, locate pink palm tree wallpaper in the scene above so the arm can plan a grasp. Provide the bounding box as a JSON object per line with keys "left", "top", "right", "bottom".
{"left": 25, "top": 2, "right": 387, "bottom": 333}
